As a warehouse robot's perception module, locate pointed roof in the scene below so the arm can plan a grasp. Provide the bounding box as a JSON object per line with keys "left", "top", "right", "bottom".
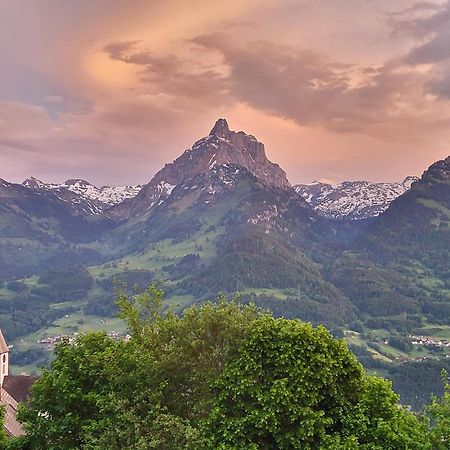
{"left": 0, "top": 329, "right": 9, "bottom": 353}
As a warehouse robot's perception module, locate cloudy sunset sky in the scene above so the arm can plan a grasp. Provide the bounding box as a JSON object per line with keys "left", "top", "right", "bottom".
{"left": 1, "top": 0, "right": 450, "bottom": 185}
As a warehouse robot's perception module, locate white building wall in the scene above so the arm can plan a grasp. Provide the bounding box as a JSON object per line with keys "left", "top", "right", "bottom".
{"left": 0, "top": 351, "right": 8, "bottom": 386}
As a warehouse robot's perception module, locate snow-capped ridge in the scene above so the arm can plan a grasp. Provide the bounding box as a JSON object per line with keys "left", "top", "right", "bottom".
{"left": 294, "top": 177, "right": 419, "bottom": 220}
{"left": 22, "top": 177, "right": 142, "bottom": 215}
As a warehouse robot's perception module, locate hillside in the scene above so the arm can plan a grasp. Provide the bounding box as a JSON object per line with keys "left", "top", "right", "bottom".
{"left": 328, "top": 157, "right": 450, "bottom": 321}
{"left": 0, "top": 179, "right": 108, "bottom": 280}
{"left": 365, "top": 156, "right": 450, "bottom": 271}
{"left": 97, "top": 120, "right": 354, "bottom": 325}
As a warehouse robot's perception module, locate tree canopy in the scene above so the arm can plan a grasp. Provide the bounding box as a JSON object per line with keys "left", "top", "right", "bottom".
{"left": 6, "top": 285, "right": 443, "bottom": 449}
{"left": 200, "top": 316, "right": 429, "bottom": 449}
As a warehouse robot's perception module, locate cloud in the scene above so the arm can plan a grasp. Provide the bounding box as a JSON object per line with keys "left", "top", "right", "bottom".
{"left": 389, "top": 2, "right": 450, "bottom": 98}
{"left": 189, "top": 33, "right": 448, "bottom": 137}
{"left": 103, "top": 41, "right": 232, "bottom": 108}
{"left": 407, "top": 29, "right": 450, "bottom": 64}
{"left": 387, "top": 1, "right": 442, "bottom": 35}
{"left": 102, "top": 31, "right": 450, "bottom": 139}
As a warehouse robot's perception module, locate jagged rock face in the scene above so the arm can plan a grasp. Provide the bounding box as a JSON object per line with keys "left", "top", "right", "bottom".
{"left": 294, "top": 177, "right": 419, "bottom": 220}
{"left": 114, "top": 118, "right": 291, "bottom": 218}
{"left": 422, "top": 156, "right": 450, "bottom": 183}
{"left": 167, "top": 163, "right": 306, "bottom": 213}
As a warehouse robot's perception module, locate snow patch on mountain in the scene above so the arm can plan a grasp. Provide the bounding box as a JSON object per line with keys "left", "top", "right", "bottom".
{"left": 294, "top": 177, "right": 419, "bottom": 220}
{"left": 23, "top": 177, "right": 142, "bottom": 214}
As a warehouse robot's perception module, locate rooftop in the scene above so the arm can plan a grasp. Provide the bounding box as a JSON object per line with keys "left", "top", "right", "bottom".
{"left": 2, "top": 376, "right": 38, "bottom": 403}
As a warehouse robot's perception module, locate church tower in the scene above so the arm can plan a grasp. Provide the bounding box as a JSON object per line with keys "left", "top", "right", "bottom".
{"left": 0, "top": 329, "right": 9, "bottom": 387}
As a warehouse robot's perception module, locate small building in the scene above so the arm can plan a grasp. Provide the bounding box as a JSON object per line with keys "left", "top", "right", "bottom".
{"left": 0, "top": 329, "right": 37, "bottom": 437}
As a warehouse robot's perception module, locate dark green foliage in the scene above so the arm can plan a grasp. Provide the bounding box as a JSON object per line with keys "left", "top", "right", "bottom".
{"left": 388, "top": 359, "right": 450, "bottom": 411}
{"left": 98, "top": 269, "right": 154, "bottom": 292}
{"left": 240, "top": 293, "right": 352, "bottom": 329}
{"left": 82, "top": 294, "right": 118, "bottom": 317}
{"left": 348, "top": 344, "right": 388, "bottom": 370}
{"left": 426, "top": 371, "right": 450, "bottom": 449}
{"left": 389, "top": 336, "right": 413, "bottom": 352}
{"left": 181, "top": 227, "right": 355, "bottom": 326}
{"left": 0, "top": 406, "right": 8, "bottom": 448}
{"left": 163, "top": 254, "right": 201, "bottom": 278}
{"left": 16, "top": 290, "right": 433, "bottom": 449}
{"left": 364, "top": 159, "right": 450, "bottom": 274}
{"left": 18, "top": 289, "right": 263, "bottom": 449}
{"left": 207, "top": 229, "right": 318, "bottom": 289}
{"left": 18, "top": 332, "right": 122, "bottom": 449}
{"left": 37, "top": 266, "right": 94, "bottom": 301}
{"left": 6, "top": 281, "right": 28, "bottom": 293}
{"left": 10, "top": 347, "right": 49, "bottom": 367}
{"left": 0, "top": 283, "right": 78, "bottom": 342}
{"left": 200, "top": 316, "right": 429, "bottom": 449}
{"left": 201, "top": 317, "right": 364, "bottom": 448}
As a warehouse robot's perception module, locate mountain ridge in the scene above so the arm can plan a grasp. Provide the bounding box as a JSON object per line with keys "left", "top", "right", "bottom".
{"left": 1, "top": 123, "right": 449, "bottom": 413}
{"left": 12, "top": 119, "right": 425, "bottom": 222}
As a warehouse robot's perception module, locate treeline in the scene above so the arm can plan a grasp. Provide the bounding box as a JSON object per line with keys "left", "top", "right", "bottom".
{"left": 0, "top": 266, "right": 93, "bottom": 341}
{"left": 5, "top": 287, "right": 450, "bottom": 449}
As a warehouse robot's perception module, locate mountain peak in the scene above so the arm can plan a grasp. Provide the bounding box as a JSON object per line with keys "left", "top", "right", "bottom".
{"left": 115, "top": 120, "right": 292, "bottom": 218}
{"left": 209, "top": 118, "right": 230, "bottom": 138}
{"left": 23, "top": 177, "right": 45, "bottom": 189}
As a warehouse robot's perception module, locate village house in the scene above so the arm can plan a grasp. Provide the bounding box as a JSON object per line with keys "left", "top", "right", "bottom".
{"left": 0, "top": 329, "right": 37, "bottom": 437}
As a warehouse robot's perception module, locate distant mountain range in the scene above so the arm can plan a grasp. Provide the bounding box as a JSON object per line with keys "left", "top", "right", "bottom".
{"left": 0, "top": 118, "right": 448, "bottom": 346}
{"left": 20, "top": 134, "right": 418, "bottom": 222}
{"left": 22, "top": 177, "right": 142, "bottom": 215}
{"left": 294, "top": 177, "right": 418, "bottom": 220}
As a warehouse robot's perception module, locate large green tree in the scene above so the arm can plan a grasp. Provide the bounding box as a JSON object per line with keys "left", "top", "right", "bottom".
{"left": 199, "top": 316, "right": 430, "bottom": 449}
{"left": 17, "top": 332, "right": 123, "bottom": 449}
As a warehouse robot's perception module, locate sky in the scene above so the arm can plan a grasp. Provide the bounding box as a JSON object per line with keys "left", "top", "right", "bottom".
{"left": 1, "top": 0, "right": 450, "bottom": 186}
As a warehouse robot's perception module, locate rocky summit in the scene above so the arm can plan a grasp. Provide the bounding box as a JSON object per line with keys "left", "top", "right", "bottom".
{"left": 110, "top": 118, "right": 292, "bottom": 219}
